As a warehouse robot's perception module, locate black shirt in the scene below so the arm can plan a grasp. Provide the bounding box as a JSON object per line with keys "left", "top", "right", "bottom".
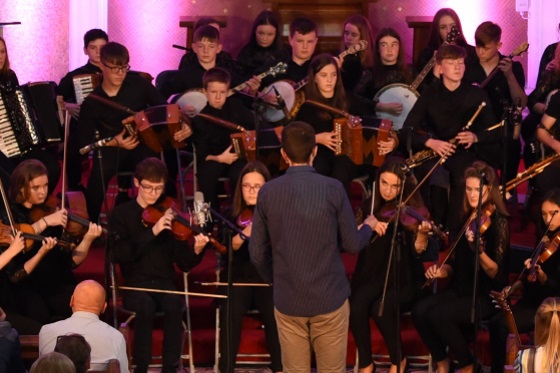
{"left": 77, "top": 73, "right": 166, "bottom": 148}
{"left": 109, "top": 199, "right": 204, "bottom": 287}
{"left": 463, "top": 53, "right": 526, "bottom": 123}
{"left": 402, "top": 79, "right": 497, "bottom": 152}
{"left": 191, "top": 98, "right": 255, "bottom": 162}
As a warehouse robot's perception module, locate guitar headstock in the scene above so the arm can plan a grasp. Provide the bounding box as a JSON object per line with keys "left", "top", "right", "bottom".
{"left": 512, "top": 42, "right": 529, "bottom": 58}
{"left": 490, "top": 290, "right": 512, "bottom": 313}
{"left": 347, "top": 40, "right": 368, "bottom": 55}
{"left": 446, "top": 25, "right": 460, "bottom": 44}
{"left": 269, "top": 62, "right": 288, "bottom": 77}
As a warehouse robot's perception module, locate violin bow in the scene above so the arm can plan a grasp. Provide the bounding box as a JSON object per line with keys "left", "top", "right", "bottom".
{"left": 0, "top": 178, "right": 18, "bottom": 238}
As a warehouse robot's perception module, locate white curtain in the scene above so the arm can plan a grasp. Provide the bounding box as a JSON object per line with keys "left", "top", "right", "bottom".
{"left": 69, "top": 0, "right": 108, "bottom": 70}
{"left": 527, "top": 0, "right": 560, "bottom": 89}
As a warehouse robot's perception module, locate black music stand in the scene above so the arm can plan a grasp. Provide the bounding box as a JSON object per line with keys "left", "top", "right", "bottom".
{"left": 0, "top": 22, "right": 21, "bottom": 37}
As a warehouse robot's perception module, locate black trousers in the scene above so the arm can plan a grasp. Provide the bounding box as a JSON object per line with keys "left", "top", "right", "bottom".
{"left": 411, "top": 289, "right": 495, "bottom": 369}
{"left": 350, "top": 282, "right": 418, "bottom": 366}
{"left": 122, "top": 288, "right": 184, "bottom": 373}
{"left": 218, "top": 285, "right": 282, "bottom": 373}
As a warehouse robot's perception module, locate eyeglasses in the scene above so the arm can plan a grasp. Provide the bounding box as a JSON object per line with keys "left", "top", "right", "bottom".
{"left": 102, "top": 62, "right": 131, "bottom": 73}
{"left": 140, "top": 183, "right": 165, "bottom": 194}
{"left": 242, "top": 183, "right": 262, "bottom": 192}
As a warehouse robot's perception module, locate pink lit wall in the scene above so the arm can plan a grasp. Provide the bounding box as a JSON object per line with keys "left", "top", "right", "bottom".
{"left": 107, "top": 0, "right": 267, "bottom": 80}
{"left": 369, "top": 0, "right": 528, "bottom": 73}
{"left": 0, "top": 0, "right": 70, "bottom": 84}
{"left": 0, "top": 0, "right": 534, "bottom": 87}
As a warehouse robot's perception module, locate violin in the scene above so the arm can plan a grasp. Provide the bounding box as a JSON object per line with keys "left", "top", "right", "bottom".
{"left": 468, "top": 203, "right": 495, "bottom": 237}
{"left": 379, "top": 203, "right": 448, "bottom": 242}
{"left": 0, "top": 221, "right": 75, "bottom": 252}
{"left": 29, "top": 193, "right": 106, "bottom": 238}
{"left": 141, "top": 197, "right": 226, "bottom": 254}
{"left": 422, "top": 203, "right": 496, "bottom": 289}
{"left": 236, "top": 208, "right": 253, "bottom": 229}
{"left": 527, "top": 232, "right": 560, "bottom": 282}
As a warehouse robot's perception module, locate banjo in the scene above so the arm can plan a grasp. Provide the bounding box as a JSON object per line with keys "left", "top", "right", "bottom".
{"left": 261, "top": 40, "right": 369, "bottom": 123}
{"left": 171, "top": 61, "right": 287, "bottom": 116}
{"left": 373, "top": 26, "right": 460, "bottom": 131}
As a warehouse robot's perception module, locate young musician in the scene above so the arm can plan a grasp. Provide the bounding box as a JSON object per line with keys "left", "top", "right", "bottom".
{"left": 77, "top": 42, "right": 190, "bottom": 223}
{"left": 57, "top": 29, "right": 108, "bottom": 192}
{"left": 416, "top": 8, "right": 476, "bottom": 91}
{"left": 412, "top": 161, "right": 509, "bottom": 373}
{"left": 191, "top": 67, "right": 254, "bottom": 211}
{"left": 0, "top": 37, "right": 60, "bottom": 195}
{"left": 295, "top": 53, "right": 397, "bottom": 192}
{"left": 401, "top": 44, "right": 497, "bottom": 230}
{"left": 177, "top": 17, "right": 234, "bottom": 71}
{"left": 464, "top": 21, "right": 527, "bottom": 180}
{"left": 218, "top": 161, "right": 282, "bottom": 373}
{"left": 522, "top": 42, "right": 560, "bottom": 168}
{"left": 533, "top": 91, "right": 560, "bottom": 197}
{"left": 350, "top": 157, "right": 432, "bottom": 373}
{"left": 514, "top": 297, "right": 560, "bottom": 373}
{"left": 1, "top": 160, "right": 102, "bottom": 330}
{"left": 237, "top": 10, "right": 290, "bottom": 79}
{"left": 489, "top": 188, "right": 560, "bottom": 372}
{"left": 339, "top": 14, "right": 375, "bottom": 93}
{"left": 354, "top": 27, "right": 414, "bottom": 117}
{"left": 249, "top": 121, "right": 378, "bottom": 373}
{"left": 109, "top": 157, "right": 208, "bottom": 373}
{"left": 254, "top": 17, "right": 319, "bottom": 91}
{"left": 160, "top": 25, "right": 243, "bottom": 102}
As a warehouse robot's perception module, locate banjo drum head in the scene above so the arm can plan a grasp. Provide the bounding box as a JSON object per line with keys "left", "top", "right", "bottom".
{"left": 262, "top": 81, "right": 296, "bottom": 123}
{"left": 172, "top": 90, "right": 208, "bottom": 116}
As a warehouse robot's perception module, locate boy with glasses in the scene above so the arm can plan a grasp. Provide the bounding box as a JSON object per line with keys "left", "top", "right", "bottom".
{"left": 109, "top": 157, "right": 208, "bottom": 373}
{"left": 78, "top": 42, "right": 191, "bottom": 223}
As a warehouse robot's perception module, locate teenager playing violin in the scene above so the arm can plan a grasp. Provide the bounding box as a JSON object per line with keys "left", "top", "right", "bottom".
{"left": 412, "top": 161, "right": 509, "bottom": 373}
{"left": 218, "top": 161, "right": 282, "bottom": 373}
{"left": 0, "top": 159, "right": 102, "bottom": 330}
{"left": 109, "top": 157, "right": 208, "bottom": 373}
{"left": 350, "top": 157, "right": 433, "bottom": 373}
{"left": 489, "top": 188, "right": 560, "bottom": 373}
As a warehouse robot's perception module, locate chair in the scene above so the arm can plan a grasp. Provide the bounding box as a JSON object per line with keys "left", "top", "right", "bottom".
{"left": 108, "top": 254, "right": 191, "bottom": 371}
{"left": 352, "top": 174, "right": 371, "bottom": 200}
{"left": 214, "top": 304, "right": 272, "bottom": 373}
{"left": 89, "top": 358, "right": 121, "bottom": 373}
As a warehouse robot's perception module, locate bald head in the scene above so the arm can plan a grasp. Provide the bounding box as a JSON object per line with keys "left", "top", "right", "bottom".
{"left": 70, "top": 280, "right": 106, "bottom": 315}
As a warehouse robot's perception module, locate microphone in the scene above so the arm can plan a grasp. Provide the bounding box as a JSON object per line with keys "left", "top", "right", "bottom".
{"left": 272, "top": 85, "right": 290, "bottom": 118}
{"left": 79, "top": 136, "right": 113, "bottom": 155}
{"left": 401, "top": 163, "right": 411, "bottom": 175}
{"left": 193, "top": 191, "right": 210, "bottom": 227}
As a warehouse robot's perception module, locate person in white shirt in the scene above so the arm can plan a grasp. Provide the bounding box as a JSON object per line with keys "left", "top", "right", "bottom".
{"left": 38, "top": 280, "right": 128, "bottom": 372}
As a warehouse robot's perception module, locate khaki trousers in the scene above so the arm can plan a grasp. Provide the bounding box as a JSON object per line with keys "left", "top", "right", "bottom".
{"left": 274, "top": 300, "right": 349, "bottom": 373}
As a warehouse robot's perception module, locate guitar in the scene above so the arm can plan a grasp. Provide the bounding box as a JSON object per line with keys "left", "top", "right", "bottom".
{"left": 373, "top": 26, "right": 460, "bottom": 131}
{"left": 490, "top": 290, "right": 523, "bottom": 366}
{"left": 261, "top": 40, "right": 369, "bottom": 123}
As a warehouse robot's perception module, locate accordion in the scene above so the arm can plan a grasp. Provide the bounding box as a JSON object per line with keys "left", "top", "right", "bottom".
{"left": 0, "top": 81, "right": 63, "bottom": 158}
{"left": 73, "top": 73, "right": 101, "bottom": 105}
{"left": 333, "top": 116, "right": 393, "bottom": 167}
